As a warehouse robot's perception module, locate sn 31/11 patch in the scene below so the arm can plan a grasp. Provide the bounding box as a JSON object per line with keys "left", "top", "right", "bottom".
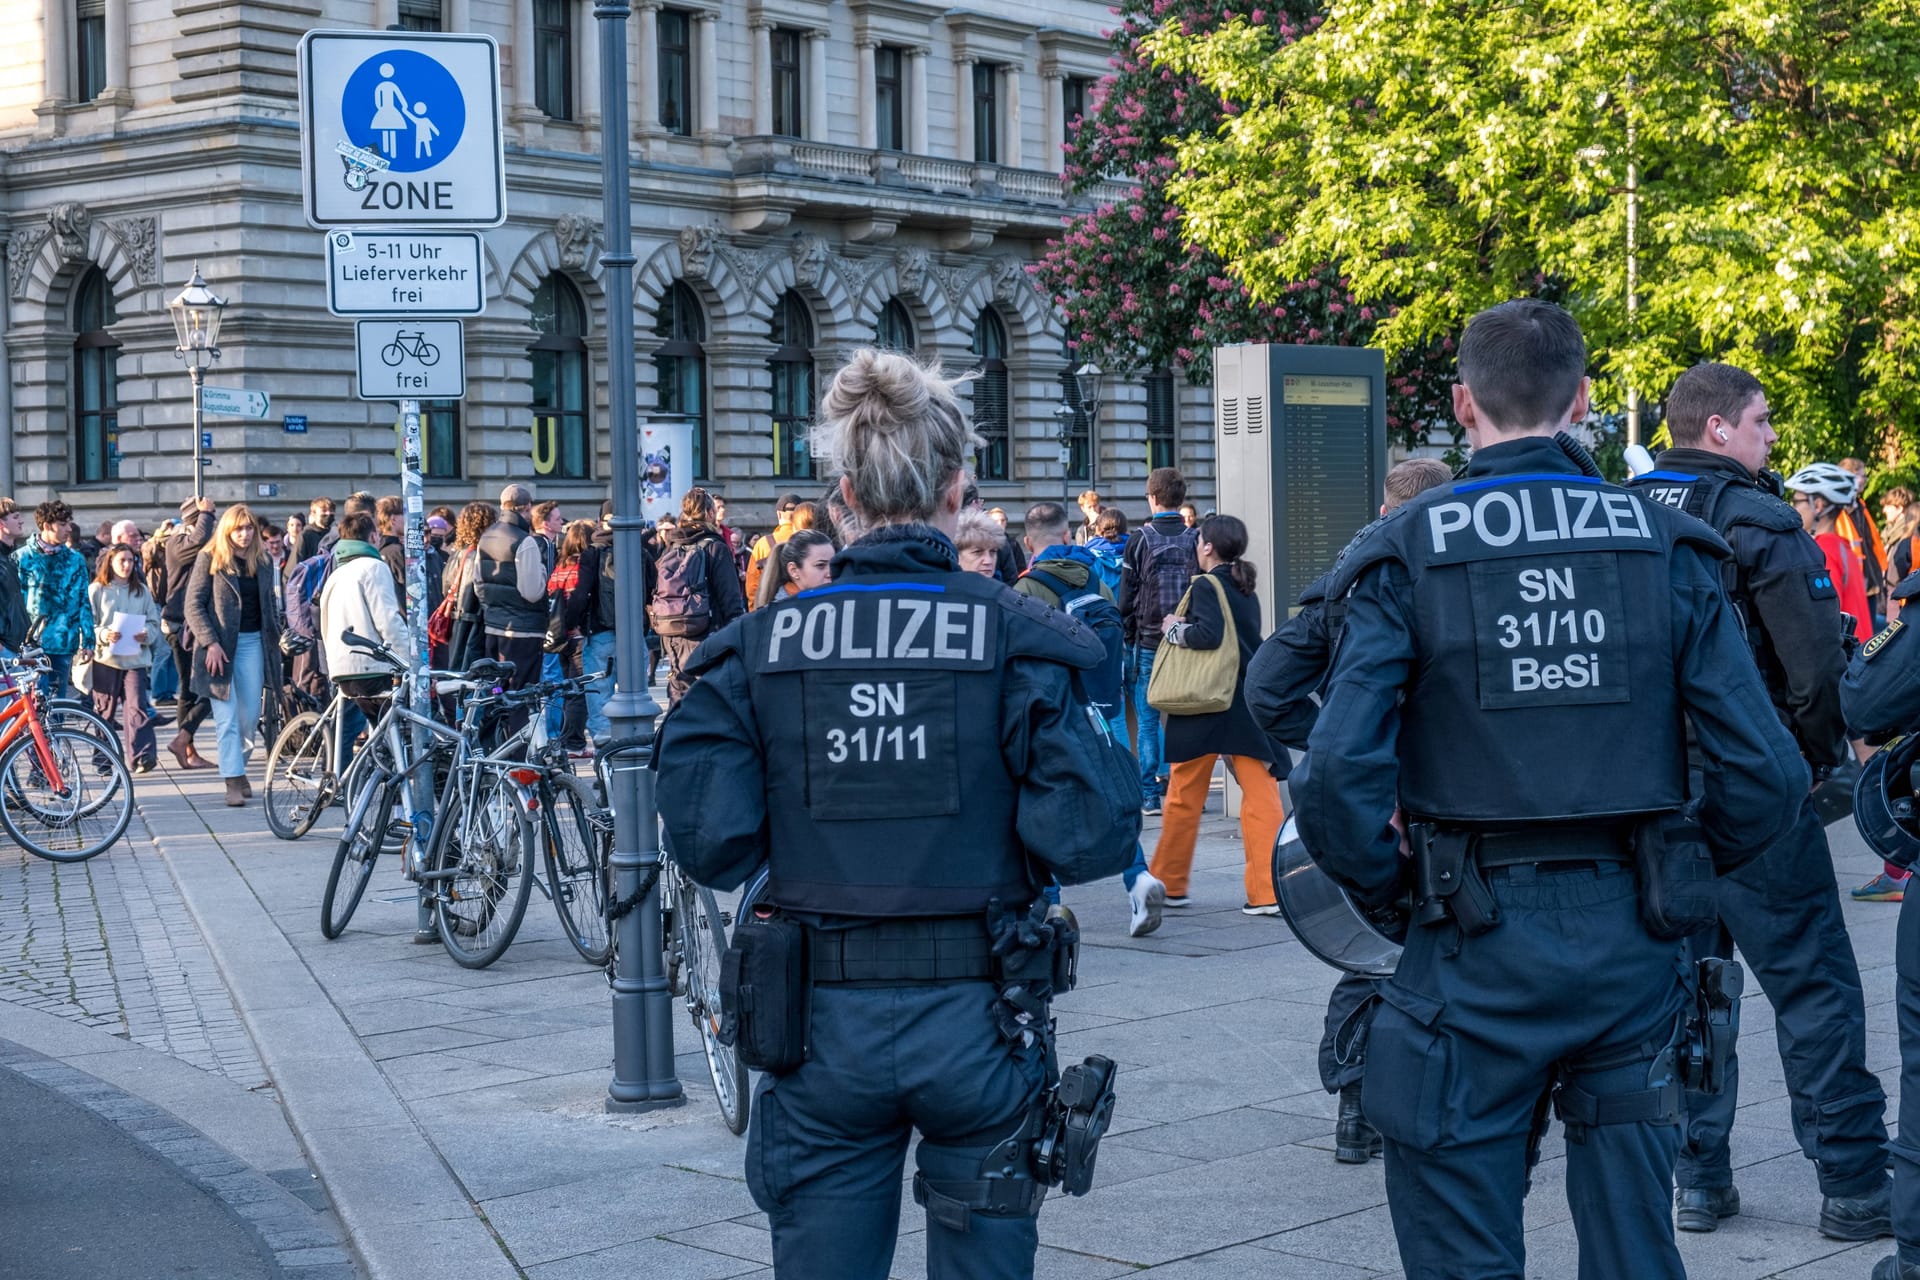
{"left": 1467, "top": 555, "right": 1630, "bottom": 709}
{"left": 803, "top": 671, "right": 959, "bottom": 819}
{"left": 1863, "top": 619, "right": 1905, "bottom": 662}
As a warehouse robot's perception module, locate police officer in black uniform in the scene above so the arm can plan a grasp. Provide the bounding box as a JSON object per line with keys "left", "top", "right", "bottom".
{"left": 1246, "top": 456, "right": 1454, "bottom": 1164}
{"left": 1294, "top": 301, "right": 1806, "bottom": 1278}
{"left": 657, "top": 349, "right": 1141, "bottom": 1280}
{"left": 1839, "top": 586, "right": 1920, "bottom": 1280}
{"left": 1626, "top": 362, "right": 1892, "bottom": 1237}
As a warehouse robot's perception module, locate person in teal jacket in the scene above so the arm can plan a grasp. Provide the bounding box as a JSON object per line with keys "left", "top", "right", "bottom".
{"left": 15, "top": 500, "right": 93, "bottom": 697}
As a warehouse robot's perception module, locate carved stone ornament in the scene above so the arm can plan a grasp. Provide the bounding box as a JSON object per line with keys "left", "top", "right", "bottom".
{"left": 789, "top": 233, "right": 828, "bottom": 289}
{"left": 679, "top": 225, "right": 720, "bottom": 280}
{"left": 47, "top": 203, "right": 91, "bottom": 265}
{"left": 990, "top": 254, "right": 1026, "bottom": 304}
{"left": 555, "top": 213, "right": 601, "bottom": 271}
{"left": 5, "top": 229, "right": 48, "bottom": 299}
{"left": 894, "top": 246, "right": 930, "bottom": 297}
{"left": 104, "top": 216, "right": 158, "bottom": 287}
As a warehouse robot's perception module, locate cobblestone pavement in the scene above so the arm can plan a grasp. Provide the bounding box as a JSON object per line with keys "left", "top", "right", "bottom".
{"left": 0, "top": 811, "right": 269, "bottom": 1091}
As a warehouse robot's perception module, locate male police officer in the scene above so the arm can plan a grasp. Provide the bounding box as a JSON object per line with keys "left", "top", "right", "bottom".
{"left": 1839, "top": 604, "right": 1920, "bottom": 1280}
{"left": 1246, "top": 456, "right": 1454, "bottom": 1164}
{"left": 657, "top": 350, "right": 1140, "bottom": 1280}
{"left": 1627, "top": 362, "right": 1892, "bottom": 1236}
{"left": 1293, "top": 301, "right": 1805, "bottom": 1278}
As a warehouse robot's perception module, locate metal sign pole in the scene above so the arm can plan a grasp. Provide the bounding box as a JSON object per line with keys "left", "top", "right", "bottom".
{"left": 597, "top": 0, "right": 682, "bottom": 1114}
{"left": 397, "top": 398, "right": 437, "bottom": 943}
{"left": 191, "top": 365, "right": 206, "bottom": 501}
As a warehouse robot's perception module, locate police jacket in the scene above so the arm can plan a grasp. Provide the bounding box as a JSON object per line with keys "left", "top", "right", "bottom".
{"left": 475, "top": 511, "right": 547, "bottom": 639}
{"left": 1841, "top": 620, "right": 1920, "bottom": 740}
{"left": 655, "top": 523, "right": 1142, "bottom": 917}
{"left": 1292, "top": 436, "right": 1807, "bottom": 907}
{"left": 1244, "top": 576, "right": 1332, "bottom": 776}
{"left": 1628, "top": 449, "right": 1849, "bottom": 767}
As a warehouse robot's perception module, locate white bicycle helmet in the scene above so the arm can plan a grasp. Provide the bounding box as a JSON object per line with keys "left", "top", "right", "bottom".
{"left": 1785, "top": 462, "right": 1859, "bottom": 506}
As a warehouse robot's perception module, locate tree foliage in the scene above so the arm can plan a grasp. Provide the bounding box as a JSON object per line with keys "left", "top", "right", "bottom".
{"left": 1031, "top": 0, "right": 1456, "bottom": 448}
{"left": 1150, "top": 1, "right": 1920, "bottom": 467}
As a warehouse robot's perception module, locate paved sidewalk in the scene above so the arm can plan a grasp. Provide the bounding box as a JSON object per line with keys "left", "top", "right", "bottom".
{"left": 3, "top": 745, "right": 1905, "bottom": 1279}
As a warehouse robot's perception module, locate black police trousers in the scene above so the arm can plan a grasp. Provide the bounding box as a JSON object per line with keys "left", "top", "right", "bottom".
{"left": 1890, "top": 865, "right": 1920, "bottom": 1264}
{"left": 1320, "top": 971, "right": 1377, "bottom": 1093}
{"left": 746, "top": 981, "right": 1050, "bottom": 1279}
{"left": 1678, "top": 794, "right": 1887, "bottom": 1197}
{"left": 1363, "top": 862, "right": 1689, "bottom": 1280}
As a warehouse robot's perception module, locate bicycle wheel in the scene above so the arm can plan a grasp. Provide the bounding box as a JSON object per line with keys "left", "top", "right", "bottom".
{"left": 432, "top": 771, "right": 533, "bottom": 969}
{"left": 0, "top": 727, "right": 134, "bottom": 862}
{"left": 417, "top": 343, "right": 440, "bottom": 366}
{"left": 674, "top": 868, "right": 749, "bottom": 1134}
{"left": 542, "top": 774, "right": 611, "bottom": 964}
{"left": 264, "top": 711, "right": 332, "bottom": 840}
{"left": 46, "top": 699, "right": 122, "bottom": 758}
{"left": 321, "top": 770, "right": 397, "bottom": 939}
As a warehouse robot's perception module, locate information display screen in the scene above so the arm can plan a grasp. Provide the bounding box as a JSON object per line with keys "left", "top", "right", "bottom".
{"left": 1280, "top": 374, "right": 1377, "bottom": 601}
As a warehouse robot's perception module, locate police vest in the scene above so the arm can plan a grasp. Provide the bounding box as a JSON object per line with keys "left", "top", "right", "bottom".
{"left": 474, "top": 516, "right": 544, "bottom": 634}
{"left": 1627, "top": 466, "right": 1803, "bottom": 686}
{"left": 1327, "top": 473, "right": 1727, "bottom": 826}
{"left": 712, "top": 569, "right": 1103, "bottom": 917}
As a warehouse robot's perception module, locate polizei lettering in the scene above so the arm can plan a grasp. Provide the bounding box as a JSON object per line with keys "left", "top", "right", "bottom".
{"left": 1426, "top": 482, "right": 1656, "bottom": 565}
{"left": 764, "top": 589, "right": 996, "bottom": 672}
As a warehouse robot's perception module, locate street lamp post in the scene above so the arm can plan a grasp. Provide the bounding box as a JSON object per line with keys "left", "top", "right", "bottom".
{"left": 168, "top": 265, "right": 227, "bottom": 502}
{"left": 1051, "top": 402, "right": 1076, "bottom": 507}
{"left": 597, "top": 0, "right": 684, "bottom": 1114}
{"left": 1073, "top": 361, "right": 1104, "bottom": 506}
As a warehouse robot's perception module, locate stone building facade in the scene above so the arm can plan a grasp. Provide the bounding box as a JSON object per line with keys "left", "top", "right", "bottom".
{"left": 2, "top": 0, "right": 1215, "bottom": 532}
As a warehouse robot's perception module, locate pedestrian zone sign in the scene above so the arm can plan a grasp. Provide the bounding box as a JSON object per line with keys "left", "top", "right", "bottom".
{"left": 299, "top": 31, "right": 506, "bottom": 229}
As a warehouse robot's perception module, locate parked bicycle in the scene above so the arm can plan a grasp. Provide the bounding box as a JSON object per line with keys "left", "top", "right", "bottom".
{"left": 0, "top": 647, "right": 133, "bottom": 861}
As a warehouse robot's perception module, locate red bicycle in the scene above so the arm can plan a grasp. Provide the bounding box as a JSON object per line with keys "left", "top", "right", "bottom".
{"left": 0, "top": 648, "right": 132, "bottom": 861}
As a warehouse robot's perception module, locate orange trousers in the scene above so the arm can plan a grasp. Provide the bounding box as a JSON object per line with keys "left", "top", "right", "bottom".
{"left": 1149, "top": 755, "right": 1284, "bottom": 906}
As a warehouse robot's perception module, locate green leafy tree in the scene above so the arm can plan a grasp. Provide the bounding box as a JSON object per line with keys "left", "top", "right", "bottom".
{"left": 1149, "top": 1, "right": 1920, "bottom": 467}
{"left": 1032, "top": 0, "right": 1456, "bottom": 448}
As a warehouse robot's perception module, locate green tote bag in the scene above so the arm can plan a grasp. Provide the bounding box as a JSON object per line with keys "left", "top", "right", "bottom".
{"left": 1145, "top": 574, "right": 1239, "bottom": 716}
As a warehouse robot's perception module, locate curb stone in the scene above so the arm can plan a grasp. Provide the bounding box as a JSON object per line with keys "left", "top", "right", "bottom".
{"left": 0, "top": 1036, "right": 357, "bottom": 1278}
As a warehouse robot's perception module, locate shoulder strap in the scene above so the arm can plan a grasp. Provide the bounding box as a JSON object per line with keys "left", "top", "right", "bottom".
{"left": 1201, "top": 573, "right": 1238, "bottom": 650}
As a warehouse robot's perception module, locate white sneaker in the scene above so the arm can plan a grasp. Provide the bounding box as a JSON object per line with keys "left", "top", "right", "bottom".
{"left": 1128, "top": 873, "right": 1167, "bottom": 938}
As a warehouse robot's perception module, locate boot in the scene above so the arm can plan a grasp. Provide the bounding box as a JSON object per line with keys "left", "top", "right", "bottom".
{"left": 1674, "top": 1185, "right": 1740, "bottom": 1232}
{"left": 1335, "top": 1083, "right": 1381, "bottom": 1164}
{"left": 224, "top": 777, "right": 247, "bottom": 807}
{"left": 240, "top": 777, "right": 253, "bottom": 799}
{"left": 168, "top": 731, "right": 210, "bottom": 770}
{"left": 1820, "top": 1174, "right": 1893, "bottom": 1241}
{"left": 1872, "top": 1255, "right": 1920, "bottom": 1279}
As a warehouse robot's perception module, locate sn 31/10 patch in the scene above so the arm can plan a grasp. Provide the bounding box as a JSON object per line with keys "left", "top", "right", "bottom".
{"left": 1863, "top": 619, "right": 1906, "bottom": 662}
{"left": 1467, "top": 555, "right": 1630, "bottom": 709}
{"left": 803, "top": 671, "right": 959, "bottom": 819}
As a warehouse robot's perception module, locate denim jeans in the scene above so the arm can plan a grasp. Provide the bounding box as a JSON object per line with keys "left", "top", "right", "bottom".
{"left": 1128, "top": 644, "right": 1165, "bottom": 803}
{"left": 542, "top": 651, "right": 565, "bottom": 737}
{"left": 36, "top": 653, "right": 73, "bottom": 702}
{"left": 582, "top": 629, "right": 616, "bottom": 744}
{"left": 207, "top": 632, "right": 264, "bottom": 777}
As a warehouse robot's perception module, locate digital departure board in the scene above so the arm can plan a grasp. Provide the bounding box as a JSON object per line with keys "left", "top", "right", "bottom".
{"left": 1214, "top": 347, "right": 1386, "bottom": 633}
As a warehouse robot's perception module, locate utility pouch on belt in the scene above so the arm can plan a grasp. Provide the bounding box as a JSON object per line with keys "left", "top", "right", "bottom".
{"left": 1632, "top": 808, "right": 1717, "bottom": 940}
{"left": 718, "top": 906, "right": 809, "bottom": 1074}
{"left": 1410, "top": 827, "right": 1499, "bottom": 937}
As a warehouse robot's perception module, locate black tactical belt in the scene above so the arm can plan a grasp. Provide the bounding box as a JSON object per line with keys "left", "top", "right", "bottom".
{"left": 809, "top": 919, "right": 995, "bottom": 984}
{"left": 1471, "top": 826, "right": 1634, "bottom": 870}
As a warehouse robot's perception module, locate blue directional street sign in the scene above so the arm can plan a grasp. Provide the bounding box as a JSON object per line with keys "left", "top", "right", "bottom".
{"left": 297, "top": 31, "right": 506, "bottom": 229}
{"left": 283, "top": 415, "right": 309, "bottom": 434}
{"left": 202, "top": 431, "right": 214, "bottom": 450}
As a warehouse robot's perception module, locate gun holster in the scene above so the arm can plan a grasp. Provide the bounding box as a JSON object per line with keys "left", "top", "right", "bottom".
{"left": 1410, "top": 826, "right": 1500, "bottom": 937}
{"left": 1036, "top": 1054, "right": 1118, "bottom": 1196}
{"left": 1679, "top": 956, "right": 1742, "bottom": 1095}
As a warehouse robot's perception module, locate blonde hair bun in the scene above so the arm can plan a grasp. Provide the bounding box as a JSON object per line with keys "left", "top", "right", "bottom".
{"left": 817, "top": 348, "right": 984, "bottom": 525}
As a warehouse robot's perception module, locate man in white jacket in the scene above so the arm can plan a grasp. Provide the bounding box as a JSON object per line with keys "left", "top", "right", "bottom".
{"left": 318, "top": 509, "right": 412, "bottom": 731}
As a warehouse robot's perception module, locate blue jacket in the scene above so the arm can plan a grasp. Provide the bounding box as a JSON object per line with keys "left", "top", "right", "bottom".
{"left": 15, "top": 538, "right": 92, "bottom": 657}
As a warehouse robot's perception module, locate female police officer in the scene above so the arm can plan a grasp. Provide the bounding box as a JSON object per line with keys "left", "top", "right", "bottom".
{"left": 656, "top": 349, "right": 1141, "bottom": 1280}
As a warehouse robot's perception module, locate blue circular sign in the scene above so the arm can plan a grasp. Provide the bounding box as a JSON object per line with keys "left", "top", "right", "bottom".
{"left": 342, "top": 50, "right": 466, "bottom": 174}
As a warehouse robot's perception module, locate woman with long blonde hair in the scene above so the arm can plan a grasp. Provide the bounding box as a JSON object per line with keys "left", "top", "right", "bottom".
{"left": 185, "top": 503, "right": 283, "bottom": 805}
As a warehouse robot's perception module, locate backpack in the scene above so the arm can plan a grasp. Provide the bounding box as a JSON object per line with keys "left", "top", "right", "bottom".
{"left": 1085, "top": 545, "right": 1122, "bottom": 601}
{"left": 1138, "top": 521, "right": 1200, "bottom": 636}
{"left": 649, "top": 538, "right": 712, "bottom": 638}
{"left": 282, "top": 552, "right": 333, "bottom": 641}
{"left": 1024, "top": 565, "right": 1124, "bottom": 711}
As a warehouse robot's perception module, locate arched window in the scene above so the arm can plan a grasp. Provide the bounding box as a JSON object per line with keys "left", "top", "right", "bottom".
{"left": 768, "top": 291, "right": 815, "bottom": 479}
{"left": 528, "top": 275, "right": 592, "bottom": 479}
{"left": 73, "top": 268, "right": 119, "bottom": 484}
{"left": 970, "top": 310, "right": 1010, "bottom": 482}
{"left": 654, "top": 282, "right": 709, "bottom": 478}
{"left": 874, "top": 298, "right": 915, "bottom": 353}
